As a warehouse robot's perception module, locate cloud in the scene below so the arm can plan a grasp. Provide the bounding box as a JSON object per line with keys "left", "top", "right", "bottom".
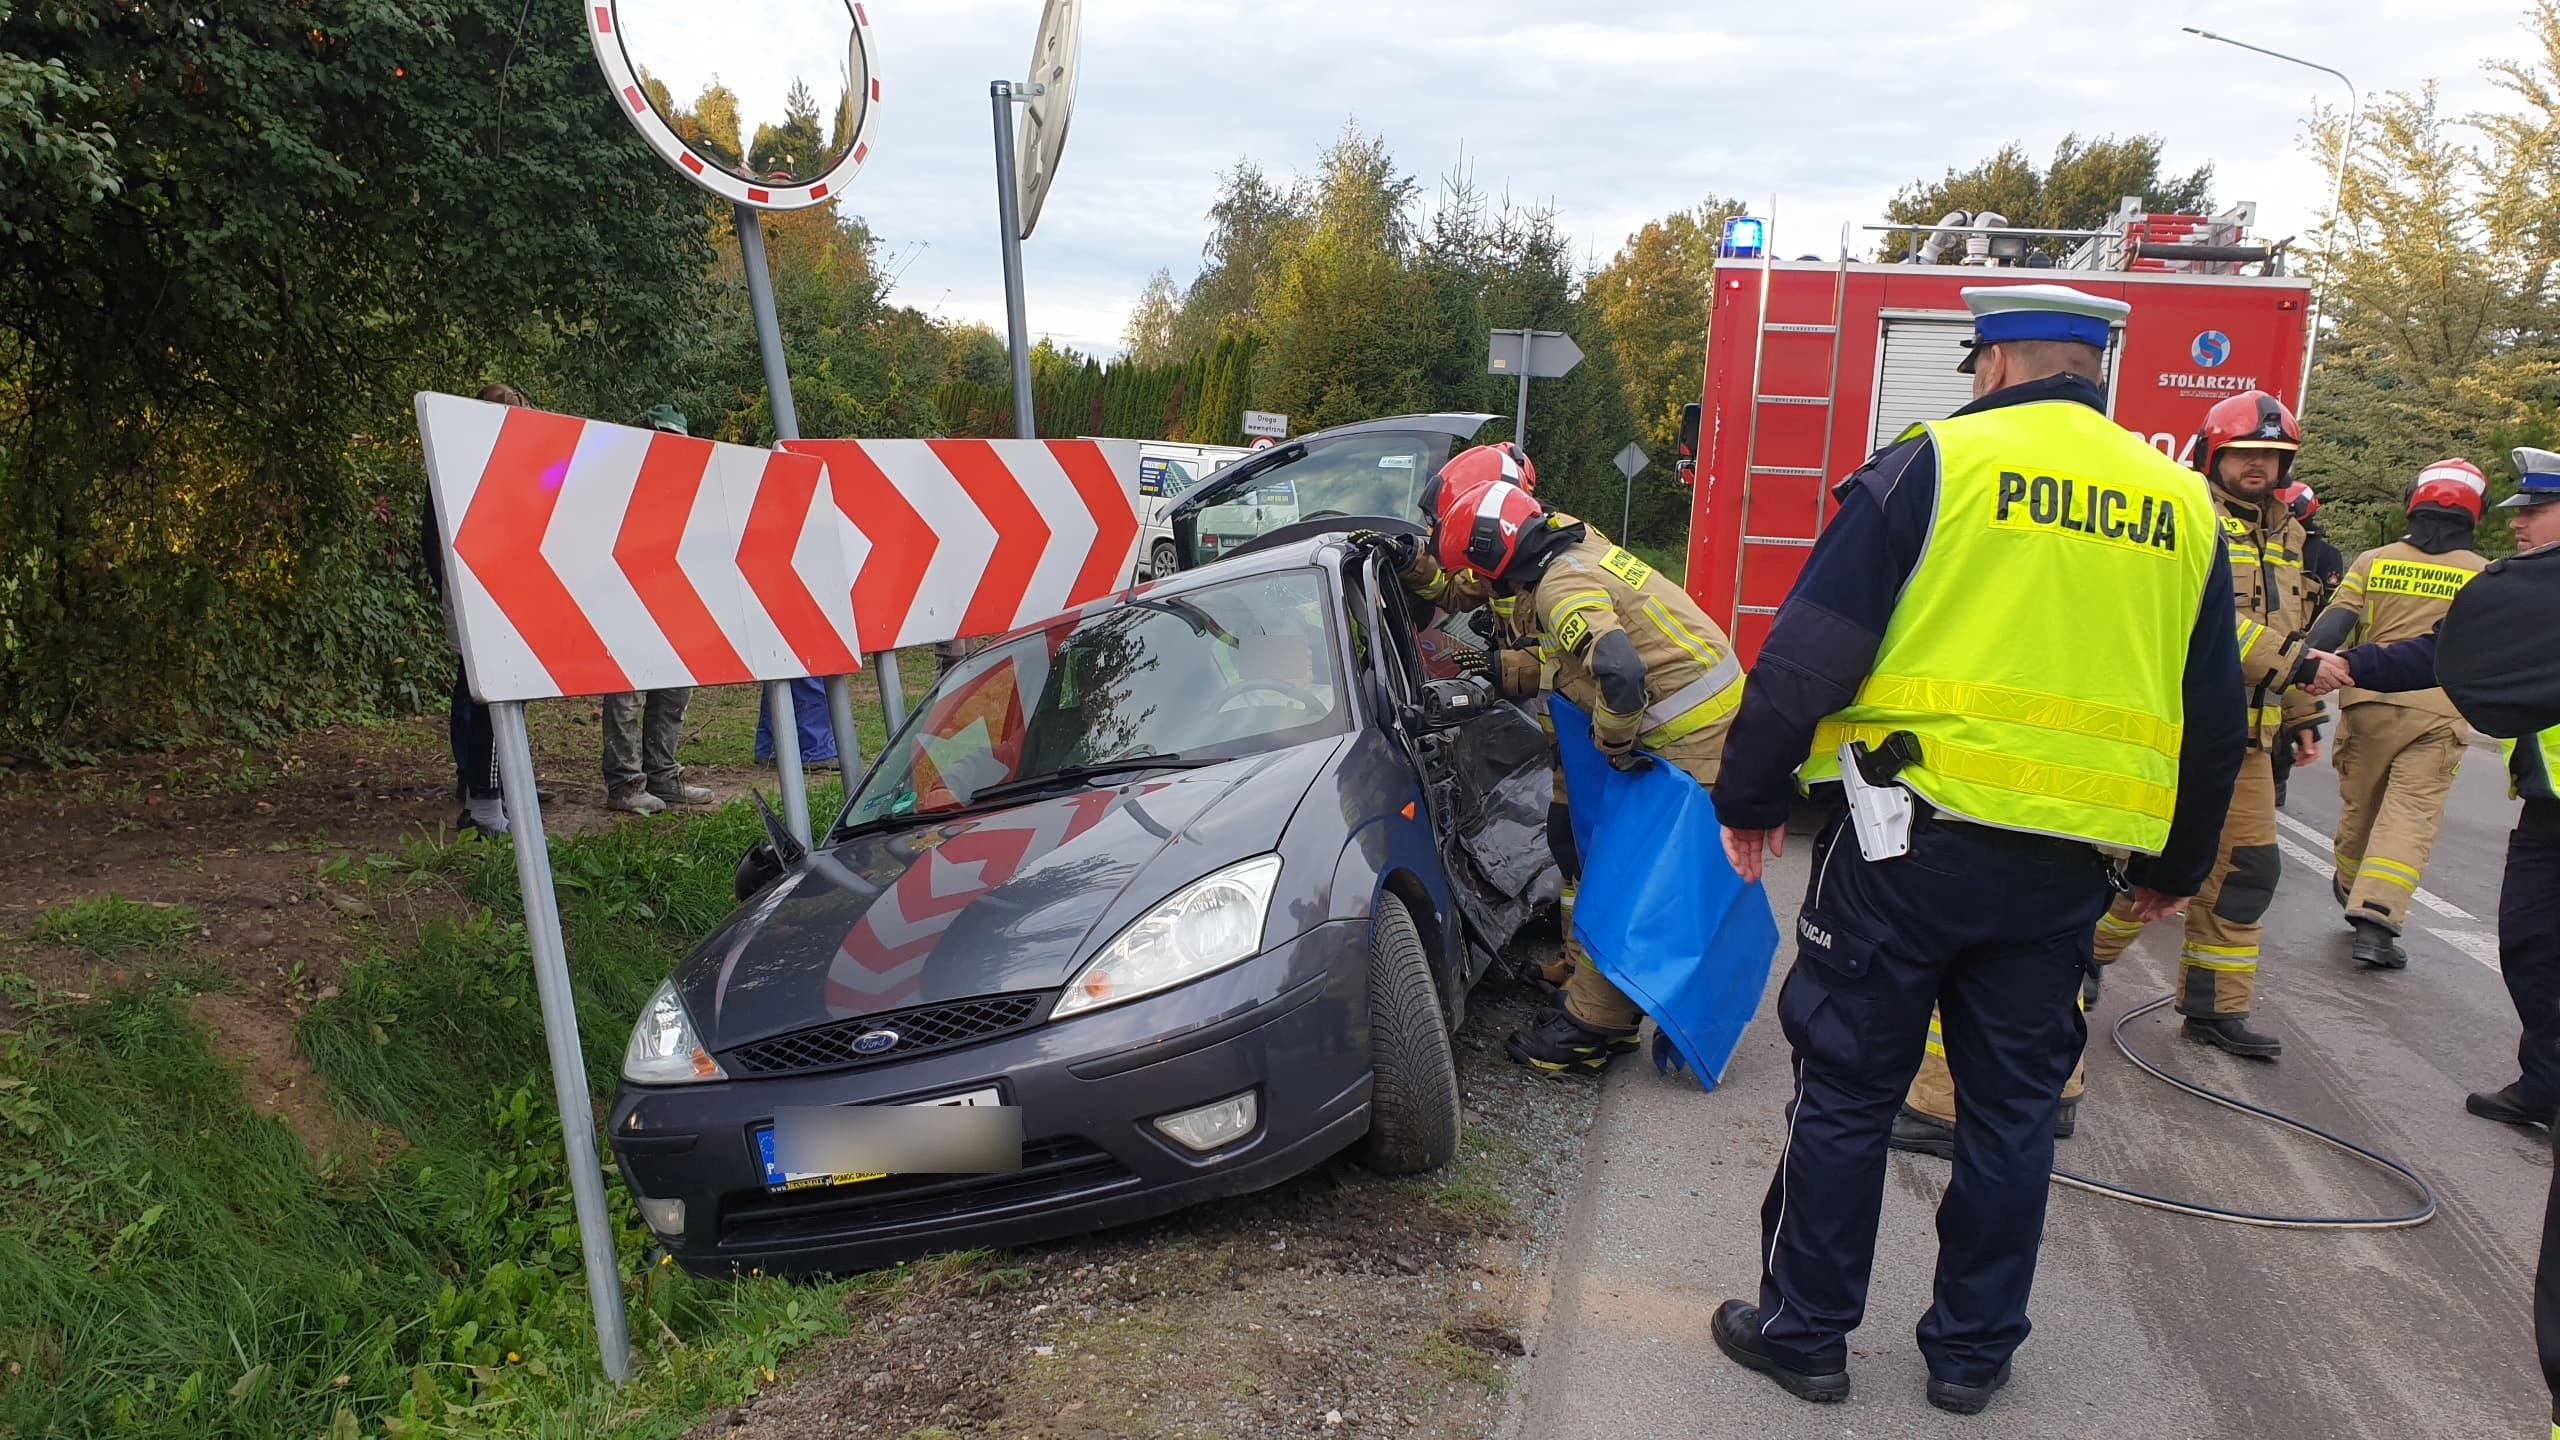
{"left": 605, "top": 0, "right": 2529, "bottom": 358}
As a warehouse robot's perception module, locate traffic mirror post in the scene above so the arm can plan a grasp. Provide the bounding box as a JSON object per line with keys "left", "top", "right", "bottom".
{"left": 766, "top": 681, "right": 812, "bottom": 849}
{"left": 490, "top": 700, "right": 633, "bottom": 1383}
{"left": 739, "top": 202, "right": 826, "bottom": 841}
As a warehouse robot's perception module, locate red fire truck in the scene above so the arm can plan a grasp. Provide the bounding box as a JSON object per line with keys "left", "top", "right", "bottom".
{"left": 1681, "top": 202, "right": 2313, "bottom": 662}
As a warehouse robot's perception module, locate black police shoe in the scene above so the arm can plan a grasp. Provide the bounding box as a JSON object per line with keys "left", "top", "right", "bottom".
{"left": 1888, "top": 1106, "right": 1956, "bottom": 1159}
{"left": 2349, "top": 918, "right": 2409, "bottom": 970}
{"left": 2466, "top": 1081, "right": 2559, "bottom": 1129}
{"left": 2183, "top": 1015, "right": 2283, "bottom": 1059}
{"left": 1711, "top": 1300, "right": 1849, "bottom": 1404}
{"left": 2055, "top": 1098, "right": 2079, "bottom": 1139}
{"left": 1927, "top": 1360, "right": 2013, "bottom": 1415}
{"left": 1504, "top": 1009, "right": 1640, "bottom": 1075}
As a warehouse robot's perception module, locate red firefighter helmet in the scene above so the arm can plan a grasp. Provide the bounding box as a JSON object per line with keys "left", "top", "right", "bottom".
{"left": 2193, "top": 391, "right": 2301, "bottom": 481}
{"left": 2276, "top": 480, "right": 2320, "bottom": 521}
{"left": 1434, "top": 474, "right": 1544, "bottom": 579}
{"left": 1420, "top": 441, "right": 1536, "bottom": 523}
{"left": 2409, "top": 458, "right": 2488, "bottom": 522}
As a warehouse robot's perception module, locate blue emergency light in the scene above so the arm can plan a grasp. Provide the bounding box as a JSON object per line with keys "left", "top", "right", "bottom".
{"left": 1721, "top": 216, "right": 1767, "bottom": 259}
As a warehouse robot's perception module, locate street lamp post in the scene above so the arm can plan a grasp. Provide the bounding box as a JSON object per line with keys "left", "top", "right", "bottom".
{"left": 2183, "top": 28, "right": 2361, "bottom": 411}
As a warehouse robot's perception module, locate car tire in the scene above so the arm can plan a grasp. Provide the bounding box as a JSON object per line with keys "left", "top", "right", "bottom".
{"left": 1357, "top": 892, "right": 1462, "bottom": 1175}
{"left": 1150, "top": 540, "right": 1178, "bottom": 578}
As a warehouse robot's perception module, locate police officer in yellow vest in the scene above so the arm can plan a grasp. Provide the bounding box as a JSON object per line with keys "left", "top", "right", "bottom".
{"left": 2305, "top": 459, "right": 2492, "bottom": 968}
{"left": 1706, "top": 284, "right": 2246, "bottom": 1415}
{"left": 1415, "top": 449, "right": 1746, "bottom": 1073}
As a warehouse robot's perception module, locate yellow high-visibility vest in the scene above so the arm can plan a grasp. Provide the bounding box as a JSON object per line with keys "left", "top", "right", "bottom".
{"left": 2502, "top": 727, "right": 2560, "bottom": 803}
{"left": 1798, "top": 399, "right": 2218, "bottom": 854}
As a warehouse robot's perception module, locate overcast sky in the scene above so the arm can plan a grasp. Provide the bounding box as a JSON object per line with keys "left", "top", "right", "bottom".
{"left": 606, "top": 0, "right": 2531, "bottom": 358}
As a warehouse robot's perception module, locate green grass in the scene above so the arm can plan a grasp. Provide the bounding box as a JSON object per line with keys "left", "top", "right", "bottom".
{"left": 29, "top": 896, "right": 202, "bottom": 958}
{"left": 0, "top": 794, "right": 870, "bottom": 1440}
{"left": 1625, "top": 540, "right": 1689, "bottom": 587}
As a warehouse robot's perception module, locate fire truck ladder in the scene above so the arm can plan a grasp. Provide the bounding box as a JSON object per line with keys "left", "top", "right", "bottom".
{"left": 1729, "top": 226, "right": 1853, "bottom": 623}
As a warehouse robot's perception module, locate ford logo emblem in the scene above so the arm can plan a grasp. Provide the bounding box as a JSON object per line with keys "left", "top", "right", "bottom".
{"left": 851, "top": 1029, "right": 900, "bottom": 1056}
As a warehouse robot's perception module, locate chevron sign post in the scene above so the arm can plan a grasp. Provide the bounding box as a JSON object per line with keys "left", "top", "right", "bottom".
{"left": 782, "top": 437, "right": 1142, "bottom": 651}
{"left": 415, "top": 390, "right": 871, "bottom": 1382}
{"left": 419, "top": 393, "right": 862, "bottom": 700}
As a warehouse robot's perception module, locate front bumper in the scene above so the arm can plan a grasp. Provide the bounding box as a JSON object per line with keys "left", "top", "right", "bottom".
{"left": 609, "top": 918, "right": 1375, "bottom": 1276}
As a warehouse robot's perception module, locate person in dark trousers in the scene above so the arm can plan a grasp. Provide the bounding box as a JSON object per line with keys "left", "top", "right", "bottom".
{"left": 421, "top": 382, "right": 538, "bottom": 835}
{"left": 1709, "top": 284, "right": 2246, "bottom": 1415}
{"left": 2305, "top": 444, "right": 2560, "bottom": 1440}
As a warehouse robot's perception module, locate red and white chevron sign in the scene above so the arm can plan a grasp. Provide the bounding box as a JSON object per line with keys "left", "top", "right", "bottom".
{"left": 783, "top": 438, "right": 1141, "bottom": 652}
{"left": 417, "top": 393, "right": 862, "bottom": 702}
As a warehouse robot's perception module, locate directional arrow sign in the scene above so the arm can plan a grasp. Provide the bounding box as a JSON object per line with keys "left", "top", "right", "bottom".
{"left": 784, "top": 438, "right": 1141, "bottom": 652}
{"left": 419, "top": 393, "right": 862, "bottom": 702}
{"left": 1488, "top": 328, "right": 1585, "bottom": 380}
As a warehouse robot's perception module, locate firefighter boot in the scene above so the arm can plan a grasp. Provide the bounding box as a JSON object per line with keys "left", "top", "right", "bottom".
{"left": 2349, "top": 916, "right": 2409, "bottom": 971}
{"left": 1504, "top": 1008, "right": 1639, "bottom": 1076}
{"left": 2183, "top": 1015, "right": 2284, "bottom": 1059}
{"left": 1889, "top": 1106, "right": 1956, "bottom": 1159}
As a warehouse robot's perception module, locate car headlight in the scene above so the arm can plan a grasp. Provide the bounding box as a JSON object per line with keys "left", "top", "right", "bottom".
{"left": 622, "top": 979, "right": 728, "bottom": 1085}
{"left": 1054, "top": 855, "right": 1284, "bottom": 1019}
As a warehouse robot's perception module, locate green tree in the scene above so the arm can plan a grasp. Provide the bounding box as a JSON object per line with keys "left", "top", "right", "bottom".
{"left": 0, "top": 0, "right": 718, "bottom": 755}
{"left": 1883, "top": 134, "right": 2214, "bottom": 259}
{"left": 747, "top": 78, "right": 829, "bottom": 180}
{"left": 1172, "top": 158, "right": 1307, "bottom": 355}
{"left": 1121, "top": 267, "right": 1183, "bottom": 364}
{"left": 1255, "top": 123, "right": 1435, "bottom": 431}
{"left": 1583, "top": 196, "right": 1748, "bottom": 465}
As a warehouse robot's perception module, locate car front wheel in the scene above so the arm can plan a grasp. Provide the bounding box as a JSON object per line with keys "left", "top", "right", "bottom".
{"left": 1356, "top": 891, "right": 1462, "bottom": 1174}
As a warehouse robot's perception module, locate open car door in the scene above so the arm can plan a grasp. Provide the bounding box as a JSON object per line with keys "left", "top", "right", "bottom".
{"left": 1170, "top": 414, "right": 1495, "bottom": 570}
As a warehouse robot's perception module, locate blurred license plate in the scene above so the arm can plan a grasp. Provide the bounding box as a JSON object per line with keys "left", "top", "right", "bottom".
{"left": 756, "top": 1087, "right": 1004, "bottom": 1192}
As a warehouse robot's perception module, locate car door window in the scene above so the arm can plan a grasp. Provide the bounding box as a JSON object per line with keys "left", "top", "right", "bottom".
{"left": 1190, "top": 433, "right": 1440, "bottom": 561}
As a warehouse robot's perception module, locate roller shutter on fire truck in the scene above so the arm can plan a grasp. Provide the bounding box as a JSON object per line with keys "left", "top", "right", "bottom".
{"left": 1870, "top": 320, "right": 1977, "bottom": 450}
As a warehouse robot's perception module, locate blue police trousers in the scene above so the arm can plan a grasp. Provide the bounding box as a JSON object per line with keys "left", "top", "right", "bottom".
{"left": 1755, "top": 810, "right": 2112, "bottom": 1382}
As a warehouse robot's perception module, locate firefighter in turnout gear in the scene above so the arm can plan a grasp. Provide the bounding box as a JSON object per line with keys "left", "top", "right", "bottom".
{"left": 1368, "top": 443, "right": 1602, "bottom": 996}
{"left": 1423, "top": 458, "right": 1743, "bottom": 1074}
{"left": 2272, "top": 481, "right": 2345, "bottom": 807}
{"left": 2307, "top": 459, "right": 2491, "bottom": 968}
{"left": 2094, "top": 389, "right": 2321, "bottom": 1058}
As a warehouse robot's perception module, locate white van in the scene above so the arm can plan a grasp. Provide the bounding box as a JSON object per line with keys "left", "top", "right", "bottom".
{"left": 1109, "top": 440, "right": 1255, "bottom": 580}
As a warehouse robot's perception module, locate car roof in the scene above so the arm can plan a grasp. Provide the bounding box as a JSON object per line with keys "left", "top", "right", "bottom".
{"left": 1127, "top": 534, "right": 1345, "bottom": 595}
{"left": 1288, "top": 412, "right": 1496, "bottom": 443}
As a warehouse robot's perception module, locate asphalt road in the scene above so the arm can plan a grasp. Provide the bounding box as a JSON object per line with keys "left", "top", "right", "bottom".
{"left": 1507, "top": 723, "right": 2552, "bottom": 1439}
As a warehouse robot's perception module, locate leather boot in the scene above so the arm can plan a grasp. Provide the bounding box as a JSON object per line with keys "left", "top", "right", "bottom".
{"left": 2349, "top": 917, "right": 2408, "bottom": 970}
{"left": 2466, "top": 1081, "right": 2559, "bottom": 1129}
{"left": 1504, "top": 1008, "right": 1639, "bottom": 1076}
{"left": 1888, "top": 1106, "right": 1956, "bottom": 1159}
{"left": 2183, "top": 1014, "right": 2282, "bottom": 1059}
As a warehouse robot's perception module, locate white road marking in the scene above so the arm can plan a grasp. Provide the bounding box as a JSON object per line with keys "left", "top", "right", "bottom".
{"left": 2428, "top": 928, "right": 2505, "bottom": 973}
{"left": 2272, "top": 809, "right": 2475, "bottom": 921}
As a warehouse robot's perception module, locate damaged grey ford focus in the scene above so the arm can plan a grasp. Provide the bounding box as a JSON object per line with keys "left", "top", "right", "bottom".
{"left": 609, "top": 535, "right": 1559, "bottom": 1276}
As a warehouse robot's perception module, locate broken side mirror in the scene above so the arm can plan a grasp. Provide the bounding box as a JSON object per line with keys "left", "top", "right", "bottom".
{"left": 732, "top": 791, "right": 810, "bottom": 902}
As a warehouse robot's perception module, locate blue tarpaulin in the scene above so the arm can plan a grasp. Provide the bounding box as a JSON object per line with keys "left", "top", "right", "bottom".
{"left": 1549, "top": 697, "right": 1779, "bottom": 1092}
{"left": 755, "top": 676, "right": 840, "bottom": 764}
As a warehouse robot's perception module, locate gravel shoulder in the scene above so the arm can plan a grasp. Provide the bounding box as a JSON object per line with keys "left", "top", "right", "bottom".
{"left": 692, "top": 977, "right": 1602, "bottom": 1440}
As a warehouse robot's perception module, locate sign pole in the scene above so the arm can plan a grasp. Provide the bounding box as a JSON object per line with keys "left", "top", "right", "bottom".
{"left": 490, "top": 701, "right": 632, "bottom": 1383}
{"left": 991, "top": 81, "right": 1039, "bottom": 442}
{"left": 738, "top": 205, "right": 821, "bottom": 841}
{"left": 1514, "top": 332, "right": 1534, "bottom": 452}
{"left": 825, "top": 675, "right": 862, "bottom": 790}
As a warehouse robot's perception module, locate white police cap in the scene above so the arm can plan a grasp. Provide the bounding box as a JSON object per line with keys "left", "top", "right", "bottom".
{"left": 1957, "top": 283, "right": 2132, "bottom": 373}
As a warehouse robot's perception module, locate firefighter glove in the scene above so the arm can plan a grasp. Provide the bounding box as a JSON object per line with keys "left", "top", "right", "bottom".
{"left": 1492, "top": 648, "right": 1542, "bottom": 699}
{"left": 1607, "top": 746, "right": 1656, "bottom": 774}
{"left": 1346, "top": 529, "right": 1420, "bottom": 570}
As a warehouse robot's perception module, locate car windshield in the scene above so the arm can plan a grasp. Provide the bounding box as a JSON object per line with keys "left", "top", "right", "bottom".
{"left": 1192, "top": 433, "right": 1440, "bottom": 560}
{"left": 841, "top": 568, "right": 1351, "bottom": 827}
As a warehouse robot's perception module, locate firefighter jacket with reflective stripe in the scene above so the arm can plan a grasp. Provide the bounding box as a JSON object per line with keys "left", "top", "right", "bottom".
{"left": 2321, "top": 541, "right": 2485, "bottom": 722}
{"left": 1796, "top": 398, "right": 2217, "bottom": 855}
{"left": 2504, "top": 727, "right": 2560, "bottom": 803}
{"left": 1524, "top": 532, "right": 1742, "bottom": 752}
{"left": 1401, "top": 517, "right": 1610, "bottom": 703}
{"left": 2216, "top": 483, "right": 2320, "bottom": 743}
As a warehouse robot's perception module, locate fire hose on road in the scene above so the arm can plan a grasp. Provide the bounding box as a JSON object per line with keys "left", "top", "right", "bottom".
{"left": 2048, "top": 992, "right": 2439, "bottom": 1230}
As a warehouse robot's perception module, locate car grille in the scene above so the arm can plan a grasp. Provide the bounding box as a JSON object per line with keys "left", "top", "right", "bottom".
{"left": 723, "top": 992, "right": 1050, "bottom": 1078}
{"left": 718, "top": 1137, "right": 1135, "bottom": 1248}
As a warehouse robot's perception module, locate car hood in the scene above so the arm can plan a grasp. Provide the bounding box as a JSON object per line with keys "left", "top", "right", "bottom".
{"left": 675, "top": 743, "right": 1339, "bottom": 1051}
